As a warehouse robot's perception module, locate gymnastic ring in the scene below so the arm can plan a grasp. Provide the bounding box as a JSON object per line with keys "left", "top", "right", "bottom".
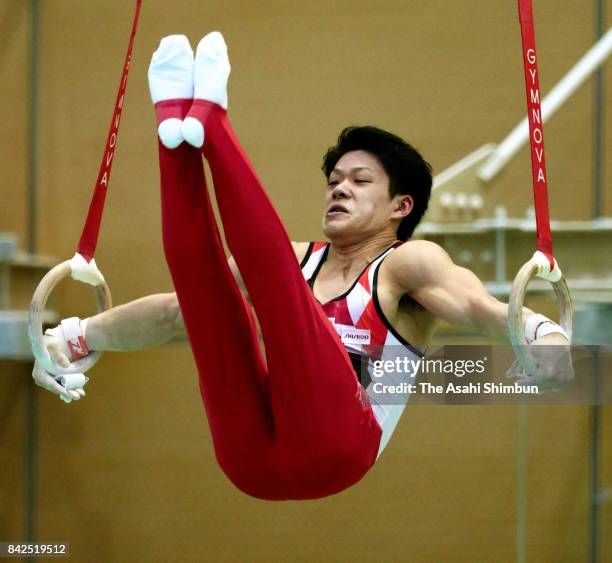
{"left": 508, "top": 257, "right": 573, "bottom": 374}
{"left": 28, "top": 260, "right": 112, "bottom": 376}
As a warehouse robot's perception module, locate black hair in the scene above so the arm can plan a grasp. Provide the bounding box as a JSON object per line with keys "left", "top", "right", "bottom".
{"left": 321, "top": 126, "right": 432, "bottom": 240}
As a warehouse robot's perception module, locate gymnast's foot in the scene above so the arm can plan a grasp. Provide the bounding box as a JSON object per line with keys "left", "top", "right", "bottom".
{"left": 182, "top": 31, "right": 231, "bottom": 148}
{"left": 148, "top": 34, "right": 194, "bottom": 149}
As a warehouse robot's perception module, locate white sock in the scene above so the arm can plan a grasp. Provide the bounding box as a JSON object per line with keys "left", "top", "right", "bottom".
{"left": 148, "top": 35, "right": 194, "bottom": 148}
{"left": 182, "top": 31, "right": 231, "bottom": 148}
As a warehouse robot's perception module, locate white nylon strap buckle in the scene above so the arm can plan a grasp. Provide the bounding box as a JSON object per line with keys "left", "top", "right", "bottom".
{"left": 532, "top": 250, "right": 562, "bottom": 282}
{"left": 70, "top": 252, "right": 106, "bottom": 286}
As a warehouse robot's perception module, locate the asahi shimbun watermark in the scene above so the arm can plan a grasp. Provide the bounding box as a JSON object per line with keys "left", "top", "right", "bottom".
{"left": 361, "top": 345, "right": 611, "bottom": 405}
{"left": 370, "top": 354, "right": 540, "bottom": 396}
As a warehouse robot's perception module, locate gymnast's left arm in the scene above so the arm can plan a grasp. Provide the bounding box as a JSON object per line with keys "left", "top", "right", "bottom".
{"left": 386, "top": 240, "right": 572, "bottom": 387}
{"left": 388, "top": 240, "right": 569, "bottom": 345}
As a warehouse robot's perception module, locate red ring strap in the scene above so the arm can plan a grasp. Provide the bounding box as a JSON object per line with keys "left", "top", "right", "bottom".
{"left": 518, "top": 0, "right": 555, "bottom": 271}
{"left": 76, "top": 0, "right": 143, "bottom": 263}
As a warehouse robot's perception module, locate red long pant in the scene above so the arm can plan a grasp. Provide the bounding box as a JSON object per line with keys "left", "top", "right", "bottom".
{"left": 157, "top": 100, "right": 382, "bottom": 500}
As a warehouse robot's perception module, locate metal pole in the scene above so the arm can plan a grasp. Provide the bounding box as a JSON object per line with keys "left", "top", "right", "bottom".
{"left": 516, "top": 405, "right": 528, "bottom": 563}
{"left": 589, "top": 3, "right": 605, "bottom": 561}
{"left": 25, "top": 0, "right": 41, "bottom": 551}
{"left": 589, "top": 349, "right": 601, "bottom": 563}
{"left": 27, "top": 0, "right": 40, "bottom": 254}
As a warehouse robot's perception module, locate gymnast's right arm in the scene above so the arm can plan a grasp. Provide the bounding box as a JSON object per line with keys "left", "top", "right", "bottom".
{"left": 84, "top": 242, "right": 308, "bottom": 352}
{"left": 86, "top": 292, "right": 187, "bottom": 351}
{"left": 32, "top": 245, "right": 308, "bottom": 401}
{"left": 32, "top": 293, "right": 187, "bottom": 402}
{"left": 59, "top": 253, "right": 252, "bottom": 351}
{"left": 32, "top": 255, "right": 249, "bottom": 401}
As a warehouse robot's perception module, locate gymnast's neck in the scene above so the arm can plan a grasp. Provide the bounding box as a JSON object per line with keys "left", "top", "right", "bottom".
{"left": 327, "top": 232, "right": 399, "bottom": 269}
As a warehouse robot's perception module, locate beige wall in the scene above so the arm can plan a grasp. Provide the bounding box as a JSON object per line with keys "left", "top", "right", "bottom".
{"left": 0, "top": 0, "right": 28, "bottom": 239}
{"left": 1, "top": 0, "right": 610, "bottom": 561}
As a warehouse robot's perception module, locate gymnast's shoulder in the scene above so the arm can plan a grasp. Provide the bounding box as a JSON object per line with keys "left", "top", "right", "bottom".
{"left": 382, "top": 239, "right": 457, "bottom": 292}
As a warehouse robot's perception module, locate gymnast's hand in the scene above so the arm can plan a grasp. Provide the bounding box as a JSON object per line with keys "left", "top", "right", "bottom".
{"left": 506, "top": 333, "right": 574, "bottom": 392}
{"left": 31, "top": 332, "right": 88, "bottom": 404}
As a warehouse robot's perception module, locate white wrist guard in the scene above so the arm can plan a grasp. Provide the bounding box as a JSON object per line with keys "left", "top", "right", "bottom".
{"left": 525, "top": 314, "right": 569, "bottom": 344}
{"left": 45, "top": 317, "right": 90, "bottom": 361}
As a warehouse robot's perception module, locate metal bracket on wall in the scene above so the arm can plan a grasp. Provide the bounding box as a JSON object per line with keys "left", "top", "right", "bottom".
{"left": 0, "top": 232, "right": 59, "bottom": 360}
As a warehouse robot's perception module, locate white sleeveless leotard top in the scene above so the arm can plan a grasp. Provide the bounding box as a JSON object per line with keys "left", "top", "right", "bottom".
{"left": 300, "top": 242, "right": 423, "bottom": 456}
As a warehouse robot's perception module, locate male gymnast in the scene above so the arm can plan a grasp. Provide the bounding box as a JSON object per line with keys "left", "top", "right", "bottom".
{"left": 33, "top": 32, "right": 570, "bottom": 500}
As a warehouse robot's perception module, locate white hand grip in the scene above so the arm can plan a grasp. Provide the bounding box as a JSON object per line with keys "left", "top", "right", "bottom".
{"left": 58, "top": 373, "right": 88, "bottom": 390}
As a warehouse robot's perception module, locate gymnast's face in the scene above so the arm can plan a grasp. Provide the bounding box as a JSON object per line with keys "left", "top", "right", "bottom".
{"left": 323, "top": 150, "right": 406, "bottom": 243}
